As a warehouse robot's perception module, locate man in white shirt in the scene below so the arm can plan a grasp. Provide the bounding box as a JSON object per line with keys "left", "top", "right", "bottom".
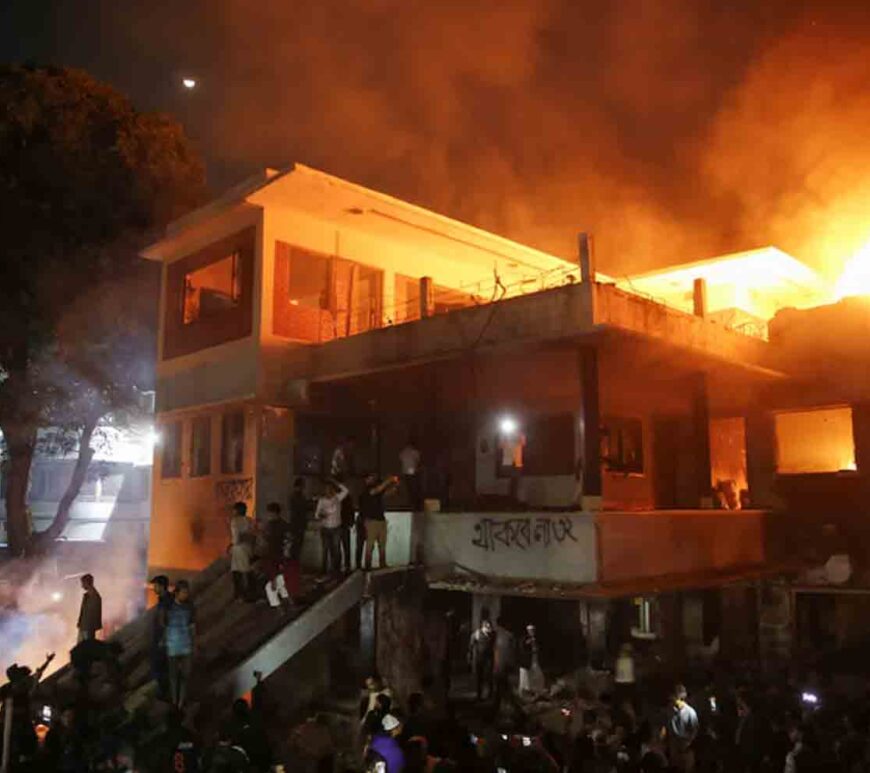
{"left": 399, "top": 441, "right": 423, "bottom": 511}
{"left": 315, "top": 479, "right": 349, "bottom": 576}
{"left": 666, "top": 684, "right": 699, "bottom": 772}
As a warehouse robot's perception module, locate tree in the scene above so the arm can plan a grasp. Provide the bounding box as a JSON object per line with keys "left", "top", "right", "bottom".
{"left": 0, "top": 65, "right": 205, "bottom": 555}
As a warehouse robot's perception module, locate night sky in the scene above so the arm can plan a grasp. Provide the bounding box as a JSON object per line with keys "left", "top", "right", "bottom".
{"left": 4, "top": 0, "right": 870, "bottom": 276}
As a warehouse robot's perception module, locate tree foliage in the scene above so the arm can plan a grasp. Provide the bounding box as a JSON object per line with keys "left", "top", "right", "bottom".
{"left": 0, "top": 65, "right": 205, "bottom": 554}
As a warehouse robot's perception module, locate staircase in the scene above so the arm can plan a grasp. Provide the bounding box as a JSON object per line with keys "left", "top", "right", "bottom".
{"left": 44, "top": 559, "right": 365, "bottom": 707}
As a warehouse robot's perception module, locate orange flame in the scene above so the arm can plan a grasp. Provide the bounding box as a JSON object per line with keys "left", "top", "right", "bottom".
{"left": 836, "top": 243, "right": 870, "bottom": 299}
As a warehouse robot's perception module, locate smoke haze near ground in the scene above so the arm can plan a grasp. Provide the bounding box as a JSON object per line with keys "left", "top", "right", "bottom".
{"left": 5, "top": 1, "right": 870, "bottom": 276}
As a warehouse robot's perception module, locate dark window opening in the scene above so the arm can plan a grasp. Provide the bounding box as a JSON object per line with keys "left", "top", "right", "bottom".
{"left": 288, "top": 251, "right": 330, "bottom": 310}
{"left": 522, "top": 413, "right": 576, "bottom": 476}
{"left": 183, "top": 252, "right": 241, "bottom": 325}
{"left": 602, "top": 417, "right": 644, "bottom": 474}
{"left": 221, "top": 411, "right": 245, "bottom": 474}
{"left": 190, "top": 416, "right": 212, "bottom": 477}
{"left": 161, "top": 422, "right": 183, "bottom": 479}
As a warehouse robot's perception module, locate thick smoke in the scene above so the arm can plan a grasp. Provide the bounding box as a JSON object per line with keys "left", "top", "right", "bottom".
{"left": 37, "top": 1, "right": 870, "bottom": 274}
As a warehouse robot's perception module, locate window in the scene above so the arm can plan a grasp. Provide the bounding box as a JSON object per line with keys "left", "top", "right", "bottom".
{"left": 183, "top": 252, "right": 242, "bottom": 325}
{"left": 288, "top": 251, "right": 330, "bottom": 310}
{"left": 161, "top": 422, "right": 182, "bottom": 479}
{"left": 221, "top": 411, "right": 245, "bottom": 474}
{"left": 190, "top": 416, "right": 212, "bottom": 477}
{"left": 602, "top": 417, "right": 644, "bottom": 474}
{"left": 393, "top": 275, "right": 420, "bottom": 323}
{"left": 775, "top": 406, "right": 855, "bottom": 474}
{"left": 522, "top": 413, "right": 576, "bottom": 476}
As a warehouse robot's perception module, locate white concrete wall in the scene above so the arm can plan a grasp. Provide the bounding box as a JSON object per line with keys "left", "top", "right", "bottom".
{"left": 424, "top": 511, "right": 597, "bottom": 584}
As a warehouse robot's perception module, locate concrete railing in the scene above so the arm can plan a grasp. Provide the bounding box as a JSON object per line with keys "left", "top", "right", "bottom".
{"left": 300, "top": 508, "right": 769, "bottom": 588}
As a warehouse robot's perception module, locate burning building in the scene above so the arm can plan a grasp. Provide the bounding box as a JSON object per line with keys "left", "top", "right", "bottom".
{"left": 136, "top": 163, "right": 870, "bottom": 697}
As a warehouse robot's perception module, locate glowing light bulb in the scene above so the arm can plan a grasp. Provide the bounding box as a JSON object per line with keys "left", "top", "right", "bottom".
{"left": 499, "top": 417, "right": 518, "bottom": 435}
{"left": 182, "top": 78, "right": 197, "bottom": 89}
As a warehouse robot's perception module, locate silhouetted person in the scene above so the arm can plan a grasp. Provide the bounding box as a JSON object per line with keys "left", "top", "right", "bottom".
{"left": 468, "top": 619, "right": 495, "bottom": 702}
{"left": 399, "top": 440, "right": 423, "bottom": 511}
{"left": 150, "top": 574, "right": 173, "bottom": 701}
{"left": 77, "top": 573, "right": 102, "bottom": 642}
{"left": 361, "top": 473, "right": 399, "bottom": 570}
{"left": 164, "top": 580, "right": 196, "bottom": 709}
{"left": 229, "top": 502, "right": 254, "bottom": 601}
{"left": 288, "top": 477, "right": 310, "bottom": 561}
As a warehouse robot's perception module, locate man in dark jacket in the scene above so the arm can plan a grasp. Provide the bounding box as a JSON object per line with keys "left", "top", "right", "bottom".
{"left": 150, "top": 575, "right": 174, "bottom": 701}
{"left": 77, "top": 574, "right": 102, "bottom": 642}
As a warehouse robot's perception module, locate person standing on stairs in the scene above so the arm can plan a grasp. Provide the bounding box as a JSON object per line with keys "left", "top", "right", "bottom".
{"left": 149, "top": 574, "right": 173, "bottom": 701}
{"left": 262, "top": 502, "right": 295, "bottom": 613}
{"left": 360, "top": 473, "right": 399, "bottom": 571}
{"left": 77, "top": 573, "right": 102, "bottom": 643}
{"left": 164, "top": 580, "right": 196, "bottom": 710}
{"left": 229, "top": 502, "right": 254, "bottom": 601}
{"left": 314, "top": 479, "right": 348, "bottom": 577}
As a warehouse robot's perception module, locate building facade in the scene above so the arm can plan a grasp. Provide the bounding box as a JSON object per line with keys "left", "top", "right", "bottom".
{"left": 143, "top": 163, "right": 869, "bottom": 673}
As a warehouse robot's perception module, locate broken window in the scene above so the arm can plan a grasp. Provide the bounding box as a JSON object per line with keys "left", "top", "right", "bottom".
{"left": 190, "top": 416, "right": 211, "bottom": 478}
{"left": 393, "top": 274, "right": 421, "bottom": 323}
{"left": 775, "top": 406, "right": 856, "bottom": 474}
{"left": 161, "top": 422, "right": 182, "bottom": 479}
{"left": 182, "top": 252, "right": 242, "bottom": 325}
{"left": 522, "top": 413, "right": 576, "bottom": 476}
{"left": 288, "top": 250, "right": 330, "bottom": 310}
{"left": 602, "top": 417, "right": 644, "bottom": 474}
{"left": 221, "top": 411, "right": 245, "bottom": 474}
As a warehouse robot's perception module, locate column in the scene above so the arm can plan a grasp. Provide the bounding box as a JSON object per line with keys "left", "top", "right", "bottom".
{"left": 578, "top": 345, "right": 603, "bottom": 509}
{"left": 691, "top": 373, "right": 713, "bottom": 507}
{"left": 360, "top": 597, "right": 377, "bottom": 675}
{"left": 745, "top": 408, "right": 779, "bottom": 509}
{"left": 580, "top": 599, "right": 609, "bottom": 666}
{"left": 419, "top": 276, "right": 433, "bottom": 319}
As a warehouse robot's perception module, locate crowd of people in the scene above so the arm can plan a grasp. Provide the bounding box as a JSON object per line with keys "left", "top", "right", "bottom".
{"left": 6, "top": 573, "right": 870, "bottom": 771}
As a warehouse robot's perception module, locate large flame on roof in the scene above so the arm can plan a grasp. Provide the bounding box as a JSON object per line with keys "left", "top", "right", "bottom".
{"left": 836, "top": 243, "right": 870, "bottom": 300}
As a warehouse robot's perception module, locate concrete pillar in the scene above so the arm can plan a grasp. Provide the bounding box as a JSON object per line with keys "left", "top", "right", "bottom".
{"left": 719, "top": 585, "right": 758, "bottom": 662}
{"left": 578, "top": 346, "right": 603, "bottom": 506}
{"left": 419, "top": 276, "right": 433, "bottom": 319}
{"left": 658, "top": 593, "right": 685, "bottom": 673}
{"left": 851, "top": 403, "right": 870, "bottom": 515}
{"left": 691, "top": 374, "right": 713, "bottom": 507}
{"left": 580, "top": 599, "right": 609, "bottom": 666}
{"left": 745, "top": 408, "right": 779, "bottom": 510}
{"left": 578, "top": 233, "right": 596, "bottom": 283}
{"left": 693, "top": 278, "right": 707, "bottom": 318}
{"left": 255, "top": 406, "right": 294, "bottom": 517}
{"left": 360, "top": 597, "right": 377, "bottom": 675}
{"left": 376, "top": 583, "right": 428, "bottom": 704}
{"left": 757, "top": 580, "right": 793, "bottom": 668}
{"left": 382, "top": 268, "right": 396, "bottom": 325}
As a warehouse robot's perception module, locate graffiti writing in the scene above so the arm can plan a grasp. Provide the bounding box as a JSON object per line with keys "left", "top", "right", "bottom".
{"left": 471, "top": 516, "right": 579, "bottom": 552}
{"left": 215, "top": 478, "right": 253, "bottom": 506}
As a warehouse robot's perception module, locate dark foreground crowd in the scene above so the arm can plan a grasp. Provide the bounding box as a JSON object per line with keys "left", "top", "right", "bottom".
{"left": 6, "top": 634, "right": 870, "bottom": 773}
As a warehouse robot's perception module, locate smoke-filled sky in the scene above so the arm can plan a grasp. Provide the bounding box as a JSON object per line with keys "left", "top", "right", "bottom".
{"left": 3, "top": 0, "right": 870, "bottom": 277}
